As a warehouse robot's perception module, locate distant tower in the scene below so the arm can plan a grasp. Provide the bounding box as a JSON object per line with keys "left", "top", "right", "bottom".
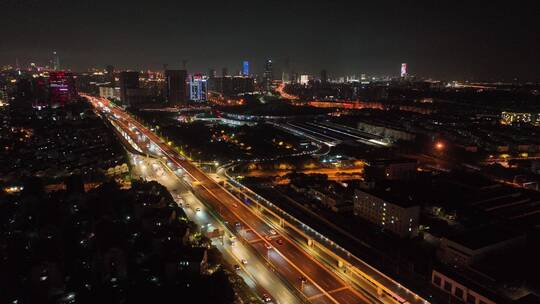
{"left": 106, "top": 65, "right": 115, "bottom": 85}
{"left": 400, "top": 63, "right": 407, "bottom": 78}
{"left": 320, "top": 69, "right": 328, "bottom": 84}
{"left": 208, "top": 68, "right": 217, "bottom": 78}
{"left": 49, "top": 71, "right": 77, "bottom": 107}
{"left": 263, "top": 59, "right": 273, "bottom": 91}
{"left": 119, "top": 71, "right": 140, "bottom": 106}
{"left": 242, "top": 61, "right": 249, "bottom": 76}
{"left": 164, "top": 70, "right": 187, "bottom": 104}
{"left": 222, "top": 67, "right": 228, "bottom": 77}
{"left": 52, "top": 51, "right": 60, "bottom": 71}
{"left": 189, "top": 74, "right": 208, "bottom": 102}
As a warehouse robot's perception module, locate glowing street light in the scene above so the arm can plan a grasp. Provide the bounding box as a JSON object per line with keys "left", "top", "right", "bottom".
{"left": 435, "top": 142, "right": 444, "bottom": 151}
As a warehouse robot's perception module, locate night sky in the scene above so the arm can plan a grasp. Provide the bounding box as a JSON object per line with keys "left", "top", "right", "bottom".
{"left": 2, "top": 0, "right": 539, "bottom": 81}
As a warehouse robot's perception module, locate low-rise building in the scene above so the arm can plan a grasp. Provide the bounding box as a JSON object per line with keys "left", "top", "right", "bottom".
{"left": 438, "top": 226, "right": 524, "bottom": 267}
{"left": 432, "top": 269, "right": 497, "bottom": 304}
{"left": 364, "top": 158, "right": 417, "bottom": 181}
{"left": 99, "top": 86, "right": 120, "bottom": 100}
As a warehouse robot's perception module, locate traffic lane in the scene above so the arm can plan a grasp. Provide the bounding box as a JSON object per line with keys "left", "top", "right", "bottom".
{"left": 198, "top": 185, "right": 346, "bottom": 292}
{"left": 196, "top": 182, "right": 371, "bottom": 304}
{"left": 196, "top": 186, "right": 357, "bottom": 303}
{"left": 250, "top": 242, "right": 323, "bottom": 299}
{"left": 116, "top": 108, "right": 369, "bottom": 304}
{"left": 331, "top": 288, "right": 371, "bottom": 304}
{"left": 193, "top": 188, "right": 327, "bottom": 303}
{"left": 273, "top": 238, "right": 346, "bottom": 293}
{"left": 118, "top": 117, "right": 343, "bottom": 292}
{"left": 208, "top": 186, "right": 346, "bottom": 293}
{"left": 194, "top": 188, "right": 340, "bottom": 303}
{"left": 217, "top": 183, "right": 406, "bottom": 304}
{"left": 240, "top": 202, "right": 386, "bottom": 304}
{"left": 135, "top": 159, "right": 307, "bottom": 304}
{"left": 161, "top": 179, "right": 302, "bottom": 304}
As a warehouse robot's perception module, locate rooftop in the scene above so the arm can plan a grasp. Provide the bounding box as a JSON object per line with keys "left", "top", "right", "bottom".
{"left": 446, "top": 225, "right": 523, "bottom": 250}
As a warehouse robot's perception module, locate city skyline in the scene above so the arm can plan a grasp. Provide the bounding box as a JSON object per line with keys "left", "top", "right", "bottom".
{"left": 2, "top": 0, "right": 539, "bottom": 81}
{"left": 2, "top": 2, "right": 540, "bottom": 304}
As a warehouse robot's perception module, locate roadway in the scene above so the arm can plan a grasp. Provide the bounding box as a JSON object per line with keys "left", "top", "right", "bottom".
{"left": 83, "top": 94, "right": 426, "bottom": 304}
{"left": 129, "top": 154, "right": 301, "bottom": 304}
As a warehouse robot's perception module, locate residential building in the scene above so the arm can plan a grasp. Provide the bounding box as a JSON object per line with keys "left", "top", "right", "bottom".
{"left": 353, "top": 188, "right": 420, "bottom": 237}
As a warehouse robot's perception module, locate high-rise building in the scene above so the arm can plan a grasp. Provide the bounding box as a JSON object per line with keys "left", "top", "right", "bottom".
{"left": 208, "top": 76, "right": 254, "bottom": 97}
{"left": 242, "top": 61, "right": 249, "bottom": 76}
{"left": 99, "top": 86, "right": 121, "bottom": 100}
{"left": 401, "top": 63, "right": 407, "bottom": 78}
{"left": 164, "top": 70, "right": 187, "bottom": 104}
{"left": 49, "top": 71, "right": 77, "bottom": 107}
{"left": 208, "top": 69, "right": 217, "bottom": 78}
{"left": 263, "top": 59, "right": 273, "bottom": 91}
{"left": 52, "top": 51, "right": 60, "bottom": 71}
{"left": 320, "top": 69, "right": 328, "bottom": 84}
{"left": 0, "top": 84, "right": 7, "bottom": 104}
{"left": 222, "top": 67, "right": 228, "bottom": 77}
{"left": 189, "top": 74, "right": 208, "bottom": 102}
{"left": 106, "top": 65, "right": 115, "bottom": 85}
{"left": 299, "top": 74, "right": 310, "bottom": 85}
{"left": 119, "top": 71, "right": 140, "bottom": 105}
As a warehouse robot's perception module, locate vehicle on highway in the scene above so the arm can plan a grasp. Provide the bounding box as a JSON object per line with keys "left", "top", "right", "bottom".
{"left": 299, "top": 276, "right": 307, "bottom": 284}
{"left": 241, "top": 259, "right": 247, "bottom": 265}
{"left": 269, "top": 229, "right": 277, "bottom": 235}
{"left": 233, "top": 264, "right": 241, "bottom": 271}
{"left": 261, "top": 293, "right": 272, "bottom": 303}
{"left": 276, "top": 239, "right": 284, "bottom": 245}
{"left": 229, "top": 235, "right": 237, "bottom": 247}
{"left": 195, "top": 207, "right": 201, "bottom": 212}
{"left": 234, "top": 222, "right": 242, "bottom": 230}
{"left": 265, "top": 235, "right": 272, "bottom": 241}
{"left": 264, "top": 243, "right": 272, "bottom": 250}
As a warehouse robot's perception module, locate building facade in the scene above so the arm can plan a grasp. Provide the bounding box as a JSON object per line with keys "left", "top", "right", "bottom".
{"left": 49, "top": 71, "right": 77, "bottom": 107}
{"left": 164, "top": 69, "right": 187, "bottom": 104}
{"left": 432, "top": 270, "right": 496, "bottom": 304}
{"left": 353, "top": 189, "right": 419, "bottom": 237}
{"left": 189, "top": 74, "right": 208, "bottom": 102}
{"left": 263, "top": 59, "right": 273, "bottom": 91}
{"left": 99, "top": 86, "right": 120, "bottom": 100}
{"left": 119, "top": 71, "right": 139, "bottom": 106}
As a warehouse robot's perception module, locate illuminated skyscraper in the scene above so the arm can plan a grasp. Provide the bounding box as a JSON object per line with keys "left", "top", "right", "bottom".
{"left": 49, "top": 71, "right": 77, "bottom": 107}
{"left": 401, "top": 63, "right": 407, "bottom": 78}
{"left": 299, "top": 74, "right": 309, "bottom": 85}
{"left": 242, "top": 61, "right": 249, "bottom": 76}
{"left": 263, "top": 59, "right": 273, "bottom": 91}
{"left": 189, "top": 74, "right": 208, "bottom": 102}
{"left": 164, "top": 70, "right": 187, "bottom": 104}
